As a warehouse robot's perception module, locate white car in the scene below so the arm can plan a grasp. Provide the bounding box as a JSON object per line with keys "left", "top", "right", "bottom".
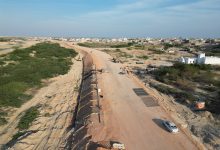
{"left": 162, "top": 120, "right": 179, "bottom": 133}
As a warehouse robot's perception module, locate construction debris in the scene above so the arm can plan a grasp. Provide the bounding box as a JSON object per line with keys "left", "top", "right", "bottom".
{"left": 88, "top": 140, "right": 125, "bottom": 150}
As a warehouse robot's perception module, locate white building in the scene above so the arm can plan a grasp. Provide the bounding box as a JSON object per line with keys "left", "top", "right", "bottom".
{"left": 179, "top": 53, "right": 220, "bottom": 65}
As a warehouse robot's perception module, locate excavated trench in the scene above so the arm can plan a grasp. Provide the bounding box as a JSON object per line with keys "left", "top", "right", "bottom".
{"left": 65, "top": 52, "right": 101, "bottom": 150}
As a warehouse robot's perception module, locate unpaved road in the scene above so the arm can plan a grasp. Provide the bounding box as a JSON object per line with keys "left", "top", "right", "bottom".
{"left": 71, "top": 44, "right": 200, "bottom": 150}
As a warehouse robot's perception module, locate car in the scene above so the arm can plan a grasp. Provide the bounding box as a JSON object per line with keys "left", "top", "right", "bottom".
{"left": 162, "top": 120, "right": 179, "bottom": 133}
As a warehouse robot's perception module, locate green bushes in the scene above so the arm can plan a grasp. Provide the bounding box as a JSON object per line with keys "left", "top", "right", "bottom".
{"left": 153, "top": 63, "right": 220, "bottom": 113}
{"left": 163, "top": 43, "right": 173, "bottom": 50}
{"left": 154, "top": 63, "right": 215, "bottom": 85}
{"left": 137, "top": 55, "right": 149, "bottom": 60}
{"left": 78, "top": 42, "right": 133, "bottom": 48}
{"left": 148, "top": 48, "right": 165, "bottom": 54}
{"left": 149, "top": 82, "right": 196, "bottom": 103}
{"left": 163, "top": 43, "right": 182, "bottom": 50}
{"left": 0, "top": 38, "right": 11, "bottom": 42}
{"left": 10, "top": 106, "right": 40, "bottom": 141}
{"left": 0, "top": 42, "right": 77, "bottom": 109}
{"left": 78, "top": 42, "right": 95, "bottom": 47}
{"left": 12, "top": 131, "right": 26, "bottom": 140}
{"left": 110, "top": 42, "right": 133, "bottom": 48}
{"left": 0, "top": 112, "right": 7, "bottom": 125}
{"left": 0, "top": 117, "right": 7, "bottom": 125}
{"left": 17, "top": 106, "right": 39, "bottom": 130}
{"left": 118, "top": 51, "right": 133, "bottom": 58}
{"left": 0, "top": 82, "right": 31, "bottom": 107}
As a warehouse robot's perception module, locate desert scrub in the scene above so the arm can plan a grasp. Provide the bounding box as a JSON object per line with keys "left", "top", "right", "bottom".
{"left": 149, "top": 82, "right": 196, "bottom": 103}
{"left": 148, "top": 48, "right": 165, "bottom": 54}
{"left": 114, "top": 49, "right": 133, "bottom": 58}
{"left": 137, "top": 55, "right": 149, "bottom": 60}
{"left": 0, "top": 111, "right": 8, "bottom": 125}
{"left": 78, "top": 42, "right": 133, "bottom": 48}
{"left": 154, "top": 63, "right": 217, "bottom": 87}
{"left": 0, "top": 37, "right": 11, "bottom": 42}
{"left": 153, "top": 63, "right": 220, "bottom": 114}
{"left": 0, "top": 111, "right": 7, "bottom": 123}
{"left": 17, "top": 106, "right": 40, "bottom": 130}
{"left": 12, "top": 131, "right": 26, "bottom": 140}
{"left": 0, "top": 42, "right": 77, "bottom": 108}
{"left": 0, "top": 117, "right": 7, "bottom": 125}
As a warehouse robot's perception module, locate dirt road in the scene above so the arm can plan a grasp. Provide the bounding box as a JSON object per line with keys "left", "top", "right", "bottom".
{"left": 71, "top": 44, "right": 200, "bottom": 150}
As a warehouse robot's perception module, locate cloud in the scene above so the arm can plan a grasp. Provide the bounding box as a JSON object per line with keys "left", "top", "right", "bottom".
{"left": 166, "top": 0, "right": 220, "bottom": 13}
{"left": 59, "top": 0, "right": 220, "bottom": 37}
{"left": 1, "top": 0, "right": 219, "bottom": 37}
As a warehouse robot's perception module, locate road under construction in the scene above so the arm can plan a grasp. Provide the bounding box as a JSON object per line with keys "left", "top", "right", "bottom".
{"left": 62, "top": 43, "right": 202, "bottom": 150}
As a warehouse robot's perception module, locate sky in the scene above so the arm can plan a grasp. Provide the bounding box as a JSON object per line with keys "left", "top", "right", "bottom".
{"left": 0, "top": 0, "right": 220, "bottom": 38}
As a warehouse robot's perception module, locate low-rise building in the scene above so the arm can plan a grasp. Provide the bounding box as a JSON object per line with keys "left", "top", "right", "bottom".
{"left": 179, "top": 53, "right": 220, "bottom": 65}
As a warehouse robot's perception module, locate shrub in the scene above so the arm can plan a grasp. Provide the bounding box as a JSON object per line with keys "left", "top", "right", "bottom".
{"left": 163, "top": 43, "right": 173, "bottom": 50}
{"left": 0, "top": 38, "right": 11, "bottom": 42}
{"left": 153, "top": 63, "right": 220, "bottom": 113}
{"left": 17, "top": 106, "right": 39, "bottom": 130}
{"left": 0, "top": 117, "right": 7, "bottom": 125}
{"left": 149, "top": 82, "right": 196, "bottom": 103}
{"left": 78, "top": 42, "right": 133, "bottom": 48}
{"left": 137, "top": 55, "right": 149, "bottom": 60}
{"left": 148, "top": 48, "right": 165, "bottom": 54}
{"left": 12, "top": 131, "right": 26, "bottom": 140}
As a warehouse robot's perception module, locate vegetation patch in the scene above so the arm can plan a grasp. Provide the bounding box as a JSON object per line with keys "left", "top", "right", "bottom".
{"left": 0, "top": 42, "right": 77, "bottom": 108}
{"left": 0, "top": 42, "right": 77, "bottom": 125}
{"left": 0, "top": 117, "right": 7, "bottom": 125}
{"left": 163, "top": 43, "right": 182, "bottom": 50}
{"left": 0, "top": 37, "right": 11, "bottom": 42}
{"left": 17, "top": 106, "right": 40, "bottom": 130}
{"left": 149, "top": 82, "right": 196, "bottom": 103}
{"left": 201, "top": 44, "right": 220, "bottom": 57}
{"left": 12, "top": 131, "right": 26, "bottom": 141}
{"left": 78, "top": 42, "right": 133, "bottom": 48}
{"left": 110, "top": 42, "right": 133, "bottom": 48}
{"left": 0, "top": 111, "right": 8, "bottom": 125}
{"left": 137, "top": 55, "right": 149, "bottom": 60}
{"left": 117, "top": 51, "right": 133, "bottom": 58}
{"left": 134, "top": 44, "right": 146, "bottom": 50}
{"left": 153, "top": 63, "right": 220, "bottom": 114}
{"left": 154, "top": 63, "right": 219, "bottom": 87}
{"left": 148, "top": 48, "right": 165, "bottom": 54}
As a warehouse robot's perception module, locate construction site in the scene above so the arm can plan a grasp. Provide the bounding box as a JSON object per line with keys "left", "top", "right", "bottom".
{"left": 62, "top": 43, "right": 202, "bottom": 150}
{"left": 0, "top": 39, "right": 219, "bottom": 150}
{"left": 1, "top": 0, "right": 220, "bottom": 149}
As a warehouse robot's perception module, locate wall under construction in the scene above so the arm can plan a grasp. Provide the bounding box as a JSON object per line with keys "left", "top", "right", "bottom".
{"left": 65, "top": 52, "right": 101, "bottom": 150}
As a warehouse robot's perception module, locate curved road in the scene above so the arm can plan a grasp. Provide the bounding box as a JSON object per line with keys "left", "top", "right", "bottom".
{"left": 70, "top": 44, "right": 200, "bottom": 150}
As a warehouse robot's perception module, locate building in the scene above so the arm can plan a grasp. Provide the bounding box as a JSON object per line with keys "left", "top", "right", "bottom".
{"left": 179, "top": 53, "right": 220, "bottom": 65}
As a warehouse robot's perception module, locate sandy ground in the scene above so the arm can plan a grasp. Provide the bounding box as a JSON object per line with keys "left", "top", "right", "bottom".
{"left": 71, "top": 44, "right": 202, "bottom": 150}
{"left": 96, "top": 47, "right": 194, "bottom": 68}
{"left": 0, "top": 41, "right": 205, "bottom": 150}
{"left": 0, "top": 55, "right": 82, "bottom": 149}
{"left": 0, "top": 40, "right": 40, "bottom": 56}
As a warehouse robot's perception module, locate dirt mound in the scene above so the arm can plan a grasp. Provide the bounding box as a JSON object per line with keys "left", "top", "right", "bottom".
{"left": 65, "top": 52, "right": 102, "bottom": 149}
